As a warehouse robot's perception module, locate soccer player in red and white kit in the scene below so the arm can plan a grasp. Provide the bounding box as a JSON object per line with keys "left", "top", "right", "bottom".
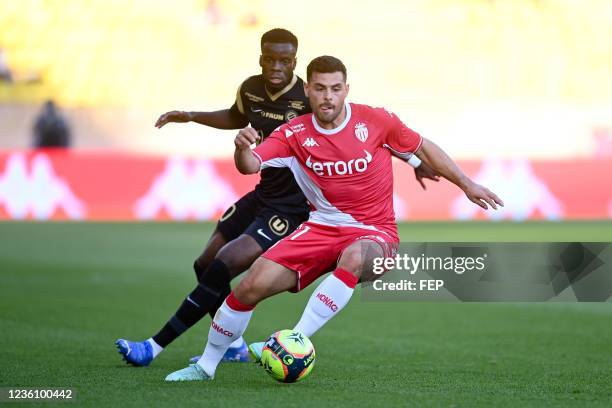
{"left": 165, "top": 55, "right": 503, "bottom": 381}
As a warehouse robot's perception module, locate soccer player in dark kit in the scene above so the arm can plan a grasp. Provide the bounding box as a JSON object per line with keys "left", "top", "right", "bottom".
{"left": 116, "top": 29, "right": 437, "bottom": 366}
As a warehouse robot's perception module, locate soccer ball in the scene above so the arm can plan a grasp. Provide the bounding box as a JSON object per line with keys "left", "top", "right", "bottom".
{"left": 260, "top": 329, "right": 315, "bottom": 383}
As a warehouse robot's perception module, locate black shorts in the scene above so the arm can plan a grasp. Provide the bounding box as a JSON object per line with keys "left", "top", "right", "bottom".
{"left": 216, "top": 190, "right": 309, "bottom": 251}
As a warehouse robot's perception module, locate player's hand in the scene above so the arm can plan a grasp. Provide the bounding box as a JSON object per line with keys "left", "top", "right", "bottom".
{"left": 414, "top": 162, "right": 440, "bottom": 190}
{"left": 155, "top": 110, "right": 191, "bottom": 128}
{"left": 463, "top": 181, "right": 504, "bottom": 210}
{"left": 234, "top": 127, "right": 260, "bottom": 150}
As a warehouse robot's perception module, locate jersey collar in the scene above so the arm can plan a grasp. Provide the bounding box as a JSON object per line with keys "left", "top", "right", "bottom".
{"left": 265, "top": 74, "right": 297, "bottom": 101}
{"left": 311, "top": 101, "right": 351, "bottom": 135}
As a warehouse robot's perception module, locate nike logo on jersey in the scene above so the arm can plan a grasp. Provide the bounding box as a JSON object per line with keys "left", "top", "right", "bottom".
{"left": 250, "top": 107, "right": 263, "bottom": 113}
{"left": 257, "top": 228, "right": 272, "bottom": 241}
{"left": 306, "top": 150, "right": 372, "bottom": 176}
{"left": 302, "top": 138, "right": 319, "bottom": 147}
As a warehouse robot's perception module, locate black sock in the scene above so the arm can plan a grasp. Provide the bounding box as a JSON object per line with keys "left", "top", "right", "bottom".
{"left": 152, "top": 259, "right": 231, "bottom": 348}
{"left": 193, "top": 259, "right": 206, "bottom": 280}
{"left": 208, "top": 284, "right": 231, "bottom": 320}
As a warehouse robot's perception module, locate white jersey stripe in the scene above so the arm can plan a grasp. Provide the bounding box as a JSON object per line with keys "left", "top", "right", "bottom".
{"left": 260, "top": 156, "right": 294, "bottom": 170}
{"left": 287, "top": 160, "right": 380, "bottom": 232}
{"left": 252, "top": 151, "right": 263, "bottom": 166}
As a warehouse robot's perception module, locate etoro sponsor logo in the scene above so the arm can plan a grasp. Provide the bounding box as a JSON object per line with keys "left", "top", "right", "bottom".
{"left": 306, "top": 150, "right": 372, "bottom": 176}
{"left": 316, "top": 292, "right": 338, "bottom": 312}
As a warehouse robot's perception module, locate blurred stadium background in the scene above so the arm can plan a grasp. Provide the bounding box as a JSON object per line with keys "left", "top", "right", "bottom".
{"left": 1, "top": 0, "right": 611, "bottom": 222}
{"left": 1, "top": 2, "right": 612, "bottom": 406}
{"left": 2, "top": 0, "right": 612, "bottom": 154}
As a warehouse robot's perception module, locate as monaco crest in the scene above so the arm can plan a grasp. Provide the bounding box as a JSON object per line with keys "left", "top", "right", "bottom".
{"left": 354, "top": 122, "right": 368, "bottom": 143}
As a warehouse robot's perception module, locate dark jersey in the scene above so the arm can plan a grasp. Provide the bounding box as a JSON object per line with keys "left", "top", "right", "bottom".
{"left": 229, "top": 74, "right": 311, "bottom": 213}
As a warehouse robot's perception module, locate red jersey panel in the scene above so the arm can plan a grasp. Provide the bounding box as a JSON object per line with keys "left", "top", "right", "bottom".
{"left": 252, "top": 102, "right": 422, "bottom": 238}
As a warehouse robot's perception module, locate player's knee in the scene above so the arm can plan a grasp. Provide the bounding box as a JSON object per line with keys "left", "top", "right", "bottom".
{"left": 337, "top": 247, "right": 364, "bottom": 277}
{"left": 214, "top": 251, "right": 240, "bottom": 275}
{"left": 339, "top": 241, "right": 385, "bottom": 279}
{"left": 196, "top": 258, "right": 231, "bottom": 290}
{"left": 232, "top": 264, "right": 268, "bottom": 305}
{"left": 232, "top": 278, "right": 260, "bottom": 305}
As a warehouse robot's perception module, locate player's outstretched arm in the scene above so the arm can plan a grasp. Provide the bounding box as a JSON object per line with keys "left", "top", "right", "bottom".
{"left": 391, "top": 151, "right": 439, "bottom": 190}
{"left": 416, "top": 138, "right": 504, "bottom": 210}
{"left": 234, "top": 127, "right": 261, "bottom": 174}
{"left": 155, "top": 109, "right": 248, "bottom": 129}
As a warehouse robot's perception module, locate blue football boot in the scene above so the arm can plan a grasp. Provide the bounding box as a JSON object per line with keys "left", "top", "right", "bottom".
{"left": 115, "top": 339, "right": 153, "bottom": 367}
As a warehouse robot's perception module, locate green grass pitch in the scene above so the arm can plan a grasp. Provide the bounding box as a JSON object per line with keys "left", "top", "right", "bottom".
{"left": 1, "top": 221, "right": 611, "bottom": 407}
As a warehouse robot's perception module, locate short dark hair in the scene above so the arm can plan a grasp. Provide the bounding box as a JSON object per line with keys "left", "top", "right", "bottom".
{"left": 306, "top": 56, "right": 347, "bottom": 81}
{"left": 260, "top": 28, "right": 298, "bottom": 51}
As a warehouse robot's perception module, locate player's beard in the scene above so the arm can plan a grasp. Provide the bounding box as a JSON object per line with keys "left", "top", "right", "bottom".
{"left": 315, "top": 103, "right": 341, "bottom": 125}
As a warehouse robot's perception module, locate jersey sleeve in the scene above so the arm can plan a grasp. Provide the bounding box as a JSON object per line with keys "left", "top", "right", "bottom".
{"left": 228, "top": 82, "right": 248, "bottom": 120}
{"left": 381, "top": 109, "right": 423, "bottom": 160}
{"left": 252, "top": 126, "right": 295, "bottom": 169}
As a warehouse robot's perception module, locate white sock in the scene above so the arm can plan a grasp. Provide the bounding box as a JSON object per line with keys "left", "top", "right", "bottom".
{"left": 229, "top": 337, "right": 246, "bottom": 348}
{"left": 146, "top": 338, "right": 163, "bottom": 358}
{"left": 197, "top": 294, "right": 254, "bottom": 377}
{"left": 293, "top": 268, "right": 358, "bottom": 338}
{"left": 191, "top": 337, "right": 244, "bottom": 361}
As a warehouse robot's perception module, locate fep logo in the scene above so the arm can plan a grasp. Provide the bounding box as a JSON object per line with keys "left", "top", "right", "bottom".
{"left": 452, "top": 159, "right": 563, "bottom": 220}
{"left": 0, "top": 153, "right": 86, "bottom": 219}
{"left": 134, "top": 157, "right": 238, "bottom": 220}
